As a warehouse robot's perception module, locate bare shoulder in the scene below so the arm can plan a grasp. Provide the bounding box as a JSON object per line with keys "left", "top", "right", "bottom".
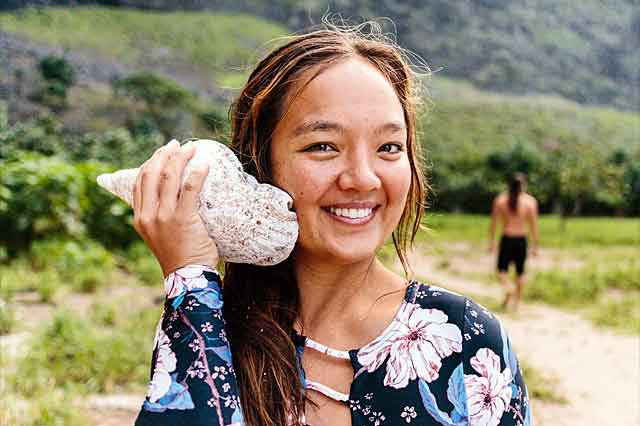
{"left": 494, "top": 192, "right": 508, "bottom": 206}
{"left": 523, "top": 193, "right": 538, "bottom": 206}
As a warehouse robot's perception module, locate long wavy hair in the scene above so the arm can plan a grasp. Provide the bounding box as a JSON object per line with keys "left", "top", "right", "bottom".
{"left": 221, "top": 20, "right": 429, "bottom": 426}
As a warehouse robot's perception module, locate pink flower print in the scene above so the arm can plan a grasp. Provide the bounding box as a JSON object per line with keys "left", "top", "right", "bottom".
{"left": 465, "top": 348, "right": 513, "bottom": 426}
{"left": 146, "top": 327, "right": 177, "bottom": 403}
{"left": 358, "top": 303, "right": 463, "bottom": 389}
{"left": 164, "top": 265, "right": 210, "bottom": 298}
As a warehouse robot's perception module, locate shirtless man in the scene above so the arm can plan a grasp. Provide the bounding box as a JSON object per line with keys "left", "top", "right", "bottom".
{"left": 488, "top": 173, "right": 539, "bottom": 312}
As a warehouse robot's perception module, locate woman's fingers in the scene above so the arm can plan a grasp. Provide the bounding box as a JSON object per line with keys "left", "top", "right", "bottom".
{"left": 177, "top": 162, "right": 209, "bottom": 216}
{"left": 158, "top": 143, "right": 197, "bottom": 218}
{"left": 140, "top": 140, "right": 180, "bottom": 218}
{"left": 133, "top": 156, "right": 154, "bottom": 220}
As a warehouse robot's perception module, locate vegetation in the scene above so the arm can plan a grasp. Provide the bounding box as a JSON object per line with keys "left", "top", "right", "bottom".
{"left": 1, "top": 7, "right": 636, "bottom": 217}
{"left": 16, "top": 306, "right": 158, "bottom": 396}
{"left": 519, "top": 359, "right": 567, "bottom": 404}
{"left": 422, "top": 96, "right": 640, "bottom": 215}
{"left": 31, "top": 55, "right": 77, "bottom": 111}
{"left": 589, "top": 295, "right": 640, "bottom": 334}
{"left": 0, "top": 152, "right": 140, "bottom": 258}
{"left": 0, "top": 7, "right": 286, "bottom": 76}
{"left": 420, "top": 214, "right": 640, "bottom": 247}
{"left": 2, "top": 1, "right": 637, "bottom": 111}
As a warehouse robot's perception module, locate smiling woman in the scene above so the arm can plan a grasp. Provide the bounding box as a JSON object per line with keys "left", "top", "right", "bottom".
{"left": 132, "top": 19, "right": 532, "bottom": 426}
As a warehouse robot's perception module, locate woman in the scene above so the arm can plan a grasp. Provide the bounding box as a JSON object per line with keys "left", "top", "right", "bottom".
{"left": 133, "top": 22, "right": 532, "bottom": 426}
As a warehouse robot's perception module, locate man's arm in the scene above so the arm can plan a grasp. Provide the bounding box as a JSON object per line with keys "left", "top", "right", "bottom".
{"left": 527, "top": 197, "right": 539, "bottom": 255}
{"left": 488, "top": 197, "right": 499, "bottom": 253}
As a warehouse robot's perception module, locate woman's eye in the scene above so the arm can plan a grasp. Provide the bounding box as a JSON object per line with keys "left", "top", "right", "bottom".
{"left": 304, "top": 143, "right": 335, "bottom": 152}
{"left": 379, "top": 143, "right": 404, "bottom": 154}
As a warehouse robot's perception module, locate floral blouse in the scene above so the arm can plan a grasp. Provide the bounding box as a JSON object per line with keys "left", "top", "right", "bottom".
{"left": 134, "top": 265, "right": 533, "bottom": 426}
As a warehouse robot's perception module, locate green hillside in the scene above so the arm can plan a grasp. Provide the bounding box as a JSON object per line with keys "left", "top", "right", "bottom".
{"left": 0, "top": 6, "right": 638, "bottom": 217}
{"left": 0, "top": 6, "right": 287, "bottom": 86}
{"left": 2, "top": 1, "right": 638, "bottom": 110}
{"left": 421, "top": 84, "right": 640, "bottom": 213}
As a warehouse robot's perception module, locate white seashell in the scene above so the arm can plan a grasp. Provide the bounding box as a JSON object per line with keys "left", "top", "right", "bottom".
{"left": 96, "top": 139, "right": 298, "bottom": 266}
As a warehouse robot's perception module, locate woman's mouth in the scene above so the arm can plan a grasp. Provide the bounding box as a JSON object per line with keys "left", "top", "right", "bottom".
{"left": 322, "top": 205, "right": 380, "bottom": 225}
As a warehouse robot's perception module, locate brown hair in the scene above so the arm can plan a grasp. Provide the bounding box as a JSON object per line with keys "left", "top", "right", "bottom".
{"left": 508, "top": 172, "right": 526, "bottom": 212}
{"left": 221, "top": 20, "right": 428, "bottom": 426}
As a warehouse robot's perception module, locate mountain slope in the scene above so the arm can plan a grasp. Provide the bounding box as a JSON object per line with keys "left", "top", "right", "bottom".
{"left": 2, "top": 0, "right": 637, "bottom": 111}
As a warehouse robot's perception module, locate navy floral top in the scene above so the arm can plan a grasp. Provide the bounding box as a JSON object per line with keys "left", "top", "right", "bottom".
{"left": 134, "top": 265, "right": 533, "bottom": 426}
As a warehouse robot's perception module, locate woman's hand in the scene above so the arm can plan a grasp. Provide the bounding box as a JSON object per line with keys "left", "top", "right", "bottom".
{"left": 132, "top": 139, "right": 219, "bottom": 278}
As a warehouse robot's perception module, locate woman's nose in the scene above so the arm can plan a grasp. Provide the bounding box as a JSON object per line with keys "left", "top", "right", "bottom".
{"left": 337, "top": 156, "right": 382, "bottom": 192}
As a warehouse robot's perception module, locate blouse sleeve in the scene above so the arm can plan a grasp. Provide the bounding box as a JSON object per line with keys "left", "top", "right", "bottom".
{"left": 460, "top": 298, "right": 533, "bottom": 426}
{"left": 134, "top": 265, "right": 244, "bottom": 426}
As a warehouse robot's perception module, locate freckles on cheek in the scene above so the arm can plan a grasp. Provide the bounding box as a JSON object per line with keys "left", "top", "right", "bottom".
{"left": 291, "top": 167, "right": 324, "bottom": 200}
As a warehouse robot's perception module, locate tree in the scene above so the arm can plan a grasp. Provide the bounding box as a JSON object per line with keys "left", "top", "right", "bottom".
{"left": 34, "top": 56, "right": 76, "bottom": 111}
{"left": 113, "top": 73, "right": 195, "bottom": 140}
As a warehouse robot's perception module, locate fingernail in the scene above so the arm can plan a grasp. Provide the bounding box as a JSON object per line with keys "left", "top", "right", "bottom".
{"left": 167, "top": 139, "right": 179, "bottom": 148}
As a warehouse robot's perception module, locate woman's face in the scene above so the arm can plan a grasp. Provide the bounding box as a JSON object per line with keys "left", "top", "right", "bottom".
{"left": 270, "top": 57, "right": 412, "bottom": 264}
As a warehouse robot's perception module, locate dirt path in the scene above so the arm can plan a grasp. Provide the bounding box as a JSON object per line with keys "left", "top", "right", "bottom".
{"left": 397, "top": 248, "right": 640, "bottom": 426}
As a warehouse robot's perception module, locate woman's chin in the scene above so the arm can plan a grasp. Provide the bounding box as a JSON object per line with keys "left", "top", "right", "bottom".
{"left": 321, "top": 242, "right": 383, "bottom": 264}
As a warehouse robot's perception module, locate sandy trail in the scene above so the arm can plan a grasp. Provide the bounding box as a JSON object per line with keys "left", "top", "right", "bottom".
{"left": 398, "top": 247, "right": 639, "bottom": 426}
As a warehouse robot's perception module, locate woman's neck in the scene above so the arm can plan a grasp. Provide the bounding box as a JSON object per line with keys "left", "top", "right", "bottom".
{"left": 293, "top": 252, "right": 406, "bottom": 349}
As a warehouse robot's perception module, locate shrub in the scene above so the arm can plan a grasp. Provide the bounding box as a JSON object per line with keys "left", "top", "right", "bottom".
{"left": 28, "top": 390, "right": 88, "bottom": 426}
{"left": 0, "top": 153, "right": 87, "bottom": 257}
{"left": 525, "top": 269, "right": 606, "bottom": 306}
{"left": 0, "top": 298, "right": 14, "bottom": 335}
{"left": 77, "top": 160, "right": 139, "bottom": 248}
{"left": 0, "top": 258, "right": 41, "bottom": 297}
{"left": 113, "top": 72, "right": 194, "bottom": 140}
{"left": 593, "top": 260, "right": 640, "bottom": 291}
{"left": 0, "top": 152, "right": 139, "bottom": 257}
{"left": 38, "top": 56, "right": 75, "bottom": 87}
{"left": 29, "top": 238, "right": 117, "bottom": 293}
{"left": 34, "top": 56, "right": 76, "bottom": 111}
{"left": 0, "top": 116, "right": 64, "bottom": 160}
{"left": 36, "top": 268, "right": 64, "bottom": 303}
{"left": 525, "top": 261, "right": 640, "bottom": 307}
{"left": 18, "top": 306, "right": 159, "bottom": 396}
{"left": 198, "top": 106, "right": 228, "bottom": 134}
{"left": 122, "top": 241, "right": 163, "bottom": 286}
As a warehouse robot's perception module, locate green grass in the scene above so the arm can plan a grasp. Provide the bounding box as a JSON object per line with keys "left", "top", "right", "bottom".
{"left": 29, "top": 238, "right": 118, "bottom": 293}
{"left": 0, "top": 6, "right": 287, "bottom": 74}
{"left": 116, "top": 241, "right": 164, "bottom": 286}
{"left": 525, "top": 260, "right": 640, "bottom": 306}
{"left": 419, "top": 213, "right": 640, "bottom": 248}
{"left": 589, "top": 294, "right": 640, "bottom": 334}
{"left": 519, "top": 360, "right": 567, "bottom": 404}
{"left": 17, "top": 303, "right": 159, "bottom": 397}
{"left": 0, "top": 299, "right": 15, "bottom": 335}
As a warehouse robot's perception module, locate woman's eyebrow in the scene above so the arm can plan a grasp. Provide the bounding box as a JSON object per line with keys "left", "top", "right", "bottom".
{"left": 292, "top": 120, "right": 406, "bottom": 138}
{"left": 375, "top": 122, "right": 406, "bottom": 135}
{"left": 292, "top": 120, "right": 344, "bottom": 137}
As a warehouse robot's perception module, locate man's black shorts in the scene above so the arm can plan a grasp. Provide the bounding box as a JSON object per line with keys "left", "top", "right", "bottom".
{"left": 497, "top": 235, "right": 527, "bottom": 275}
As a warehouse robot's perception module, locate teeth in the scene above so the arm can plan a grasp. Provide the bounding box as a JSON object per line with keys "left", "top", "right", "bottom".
{"left": 328, "top": 206, "right": 373, "bottom": 219}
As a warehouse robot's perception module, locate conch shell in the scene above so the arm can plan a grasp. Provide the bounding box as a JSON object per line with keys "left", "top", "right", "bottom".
{"left": 96, "top": 139, "right": 298, "bottom": 265}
